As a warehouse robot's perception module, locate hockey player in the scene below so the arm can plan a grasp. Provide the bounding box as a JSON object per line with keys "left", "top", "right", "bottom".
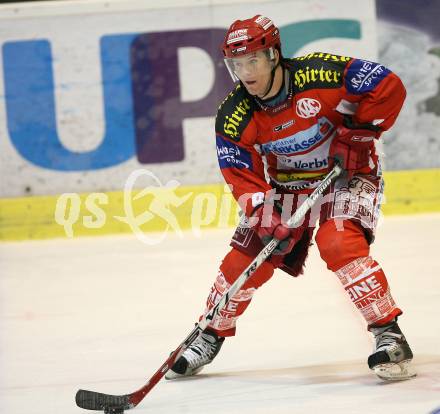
{"left": 166, "top": 15, "right": 415, "bottom": 381}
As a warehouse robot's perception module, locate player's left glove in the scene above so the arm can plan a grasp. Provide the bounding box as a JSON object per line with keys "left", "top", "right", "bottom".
{"left": 329, "top": 116, "right": 381, "bottom": 178}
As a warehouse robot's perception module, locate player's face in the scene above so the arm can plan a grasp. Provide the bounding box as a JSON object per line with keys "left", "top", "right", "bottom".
{"left": 226, "top": 50, "right": 274, "bottom": 97}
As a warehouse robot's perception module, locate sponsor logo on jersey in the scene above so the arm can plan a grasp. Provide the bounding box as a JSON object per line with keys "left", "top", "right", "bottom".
{"left": 222, "top": 97, "right": 252, "bottom": 140}
{"left": 296, "top": 53, "right": 351, "bottom": 63}
{"left": 296, "top": 98, "right": 321, "bottom": 118}
{"left": 294, "top": 65, "right": 342, "bottom": 90}
{"left": 345, "top": 59, "right": 390, "bottom": 94}
{"left": 216, "top": 135, "right": 252, "bottom": 170}
{"left": 272, "top": 181, "right": 321, "bottom": 191}
{"left": 273, "top": 119, "right": 294, "bottom": 132}
{"left": 276, "top": 170, "right": 326, "bottom": 183}
{"left": 261, "top": 117, "right": 334, "bottom": 155}
{"left": 277, "top": 158, "right": 328, "bottom": 174}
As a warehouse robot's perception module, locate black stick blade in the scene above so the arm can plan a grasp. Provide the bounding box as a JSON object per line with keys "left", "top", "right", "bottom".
{"left": 76, "top": 389, "right": 131, "bottom": 411}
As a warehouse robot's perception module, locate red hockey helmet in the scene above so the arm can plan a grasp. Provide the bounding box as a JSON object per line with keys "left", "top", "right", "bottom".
{"left": 222, "top": 15, "right": 281, "bottom": 59}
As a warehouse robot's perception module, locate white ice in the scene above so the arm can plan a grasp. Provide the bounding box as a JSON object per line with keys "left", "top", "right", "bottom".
{"left": 1, "top": 214, "right": 440, "bottom": 414}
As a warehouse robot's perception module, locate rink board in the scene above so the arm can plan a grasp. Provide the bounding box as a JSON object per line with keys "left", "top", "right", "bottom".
{"left": 1, "top": 168, "right": 439, "bottom": 241}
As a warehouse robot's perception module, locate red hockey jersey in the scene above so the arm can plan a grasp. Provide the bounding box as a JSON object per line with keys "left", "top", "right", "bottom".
{"left": 215, "top": 53, "right": 406, "bottom": 216}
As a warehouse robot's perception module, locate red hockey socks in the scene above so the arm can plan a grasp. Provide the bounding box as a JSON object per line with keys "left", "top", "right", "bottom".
{"left": 335, "top": 256, "right": 402, "bottom": 326}
{"left": 203, "top": 248, "right": 274, "bottom": 337}
{"left": 316, "top": 219, "right": 402, "bottom": 327}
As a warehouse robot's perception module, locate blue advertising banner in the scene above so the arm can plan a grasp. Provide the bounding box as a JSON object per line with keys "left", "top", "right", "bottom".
{"left": 1, "top": 0, "right": 439, "bottom": 198}
{"left": 0, "top": 0, "right": 375, "bottom": 197}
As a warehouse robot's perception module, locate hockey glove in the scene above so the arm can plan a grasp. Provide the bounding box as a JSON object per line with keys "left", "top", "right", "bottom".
{"left": 251, "top": 202, "right": 299, "bottom": 255}
{"left": 329, "top": 116, "right": 381, "bottom": 178}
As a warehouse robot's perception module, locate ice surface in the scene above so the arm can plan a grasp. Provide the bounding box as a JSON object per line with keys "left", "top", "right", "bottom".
{"left": 1, "top": 214, "right": 440, "bottom": 414}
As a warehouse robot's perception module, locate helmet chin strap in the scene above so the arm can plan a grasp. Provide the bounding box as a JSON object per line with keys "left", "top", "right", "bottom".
{"left": 259, "top": 60, "right": 281, "bottom": 99}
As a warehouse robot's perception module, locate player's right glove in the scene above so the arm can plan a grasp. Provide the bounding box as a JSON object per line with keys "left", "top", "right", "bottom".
{"left": 250, "top": 201, "right": 299, "bottom": 255}
{"left": 329, "top": 115, "right": 381, "bottom": 178}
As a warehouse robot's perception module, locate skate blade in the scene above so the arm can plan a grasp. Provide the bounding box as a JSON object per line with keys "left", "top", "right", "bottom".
{"left": 165, "top": 366, "right": 204, "bottom": 380}
{"left": 373, "top": 360, "right": 417, "bottom": 381}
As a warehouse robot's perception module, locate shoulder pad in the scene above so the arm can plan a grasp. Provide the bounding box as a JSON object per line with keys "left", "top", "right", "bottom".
{"left": 215, "top": 84, "right": 256, "bottom": 142}
{"left": 285, "top": 52, "right": 352, "bottom": 92}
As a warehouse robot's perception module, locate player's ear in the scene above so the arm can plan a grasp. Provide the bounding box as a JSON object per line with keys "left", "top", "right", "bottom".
{"left": 274, "top": 48, "right": 280, "bottom": 64}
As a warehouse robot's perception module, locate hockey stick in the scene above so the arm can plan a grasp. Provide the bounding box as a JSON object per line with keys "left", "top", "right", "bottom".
{"left": 75, "top": 164, "right": 343, "bottom": 413}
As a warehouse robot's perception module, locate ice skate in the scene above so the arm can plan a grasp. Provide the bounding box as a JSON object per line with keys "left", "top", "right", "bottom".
{"left": 368, "top": 320, "right": 416, "bottom": 381}
{"left": 165, "top": 329, "right": 225, "bottom": 379}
